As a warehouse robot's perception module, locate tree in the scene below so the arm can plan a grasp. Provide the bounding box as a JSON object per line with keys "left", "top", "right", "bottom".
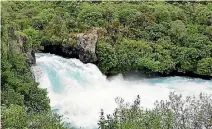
{"left": 169, "top": 20, "right": 187, "bottom": 44}
{"left": 153, "top": 4, "right": 171, "bottom": 23}
{"left": 1, "top": 105, "right": 70, "bottom": 129}
{"left": 2, "top": 105, "right": 28, "bottom": 128}
{"left": 197, "top": 58, "right": 212, "bottom": 76}
{"left": 96, "top": 42, "right": 118, "bottom": 74}
{"left": 98, "top": 92, "right": 212, "bottom": 129}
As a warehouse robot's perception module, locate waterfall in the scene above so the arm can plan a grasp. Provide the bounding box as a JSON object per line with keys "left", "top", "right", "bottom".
{"left": 32, "top": 53, "right": 212, "bottom": 129}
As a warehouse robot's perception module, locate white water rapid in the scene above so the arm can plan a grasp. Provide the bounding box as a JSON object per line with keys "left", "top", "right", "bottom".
{"left": 32, "top": 53, "right": 212, "bottom": 129}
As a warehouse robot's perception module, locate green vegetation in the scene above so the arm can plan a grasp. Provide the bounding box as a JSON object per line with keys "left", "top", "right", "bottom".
{"left": 2, "top": 105, "right": 67, "bottom": 129}
{"left": 1, "top": 1, "right": 71, "bottom": 129}
{"left": 98, "top": 92, "right": 212, "bottom": 129}
{"left": 1, "top": 1, "right": 212, "bottom": 128}
{"left": 2, "top": 1, "right": 212, "bottom": 77}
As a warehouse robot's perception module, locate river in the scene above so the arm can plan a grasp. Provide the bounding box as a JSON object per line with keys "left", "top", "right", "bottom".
{"left": 32, "top": 53, "right": 212, "bottom": 129}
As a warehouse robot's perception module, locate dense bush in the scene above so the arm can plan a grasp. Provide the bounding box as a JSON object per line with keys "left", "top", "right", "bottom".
{"left": 97, "top": 39, "right": 176, "bottom": 74}
{"left": 2, "top": 1, "right": 212, "bottom": 77}
{"left": 1, "top": 2, "right": 70, "bottom": 128}
{"left": 197, "top": 58, "right": 212, "bottom": 76}
{"left": 98, "top": 92, "right": 212, "bottom": 129}
{"left": 96, "top": 42, "right": 118, "bottom": 74}
{"left": 2, "top": 105, "right": 68, "bottom": 129}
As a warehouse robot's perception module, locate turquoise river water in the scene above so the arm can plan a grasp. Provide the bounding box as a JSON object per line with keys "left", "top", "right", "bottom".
{"left": 32, "top": 53, "right": 212, "bottom": 129}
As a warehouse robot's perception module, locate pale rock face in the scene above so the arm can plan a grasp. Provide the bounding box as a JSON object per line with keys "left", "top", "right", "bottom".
{"left": 76, "top": 29, "right": 98, "bottom": 63}
{"left": 26, "top": 48, "right": 36, "bottom": 65}
{"left": 17, "top": 35, "right": 36, "bottom": 65}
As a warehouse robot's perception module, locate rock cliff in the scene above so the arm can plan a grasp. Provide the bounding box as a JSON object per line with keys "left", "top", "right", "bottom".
{"left": 41, "top": 28, "right": 100, "bottom": 63}
{"left": 76, "top": 29, "right": 98, "bottom": 63}
{"left": 16, "top": 35, "right": 36, "bottom": 65}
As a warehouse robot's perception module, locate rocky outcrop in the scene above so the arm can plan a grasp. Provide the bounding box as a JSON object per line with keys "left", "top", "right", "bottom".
{"left": 17, "top": 35, "right": 36, "bottom": 65}
{"left": 41, "top": 28, "right": 100, "bottom": 63}
{"left": 26, "top": 48, "right": 36, "bottom": 65}
{"left": 42, "top": 43, "right": 78, "bottom": 59}
{"left": 76, "top": 29, "right": 98, "bottom": 63}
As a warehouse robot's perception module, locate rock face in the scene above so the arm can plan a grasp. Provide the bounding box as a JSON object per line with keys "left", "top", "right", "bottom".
{"left": 17, "top": 35, "right": 36, "bottom": 65}
{"left": 76, "top": 29, "right": 98, "bottom": 63}
{"left": 26, "top": 48, "right": 36, "bottom": 65}
{"left": 41, "top": 44, "right": 79, "bottom": 59}
{"left": 41, "top": 28, "right": 99, "bottom": 63}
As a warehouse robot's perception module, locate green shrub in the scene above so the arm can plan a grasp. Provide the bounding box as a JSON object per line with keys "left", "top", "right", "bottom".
{"left": 98, "top": 92, "right": 212, "bottom": 129}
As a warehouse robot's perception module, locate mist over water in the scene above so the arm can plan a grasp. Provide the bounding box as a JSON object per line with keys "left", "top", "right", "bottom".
{"left": 32, "top": 53, "right": 212, "bottom": 129}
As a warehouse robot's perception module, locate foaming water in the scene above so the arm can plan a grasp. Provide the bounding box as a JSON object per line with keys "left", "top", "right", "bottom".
{"left": 32, "top": 53, "right": 212, "bottom": 129}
